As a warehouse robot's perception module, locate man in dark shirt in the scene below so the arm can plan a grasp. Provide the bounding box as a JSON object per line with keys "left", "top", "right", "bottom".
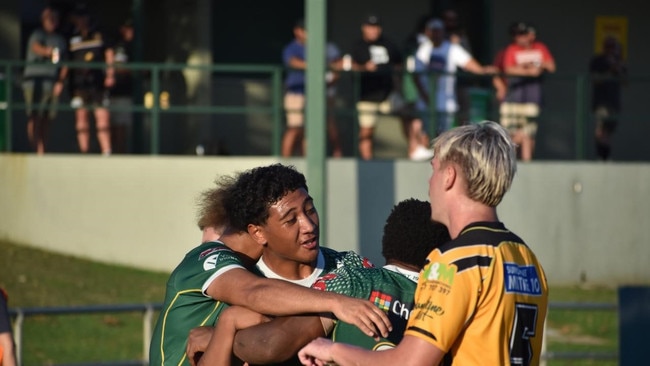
{"left": 590, "top": 37, "right": 626, "bottom": 160}
{"left": 350, "top": 14, "right": 403, "bottom": 160}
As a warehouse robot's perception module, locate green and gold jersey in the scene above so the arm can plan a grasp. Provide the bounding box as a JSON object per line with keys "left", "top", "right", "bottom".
{"left": 312, "top": 264, "right": 419, "bottom": 350}
{"left": 405, "top": 222, "right": 548, "bottom": 366}
{"left": 149, "top": 241, "right": 250, "bottom": 366}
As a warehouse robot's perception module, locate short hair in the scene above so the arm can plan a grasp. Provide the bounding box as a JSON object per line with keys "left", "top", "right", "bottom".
{"left": 433, "top": 121, "right": 517, "bottom": 207}
{"left": 196, "top": 175, "right": 235, "bottom": 232}
{"left": 225, "top": 164, "right": 309, "bottom": 232}
{"left": 382, "top": 199, "right": 450, "bottom": 268}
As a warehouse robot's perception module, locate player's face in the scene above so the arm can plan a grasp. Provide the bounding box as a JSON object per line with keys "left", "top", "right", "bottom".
{"left": 428, "top": 157, "right": 445, "bottom": 223}
{"left": 260, "top": 188, "right": 320, "bottom": 264}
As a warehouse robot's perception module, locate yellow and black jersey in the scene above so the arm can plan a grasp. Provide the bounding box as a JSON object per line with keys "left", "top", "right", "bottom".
{"left": 405, "top": 221, "right": 548, "bottom": 366}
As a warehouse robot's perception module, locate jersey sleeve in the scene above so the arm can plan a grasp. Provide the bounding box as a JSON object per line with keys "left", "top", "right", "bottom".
{"left": 538, "top": 43, "right": 554, "bottom": 63}
{"left": 405, "top": 249, "right": 482, "bottom": 352}
{"left": 451, "top": 44, "right": 472, "bottom": 68}
{"left": 503, "top": 45, "right": 517, "bottom": 68}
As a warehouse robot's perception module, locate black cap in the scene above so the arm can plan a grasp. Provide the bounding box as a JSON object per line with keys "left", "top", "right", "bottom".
{"left": 509, "top": 21, "right": 528, "bottom": 36}
{"left": 364, "top": 14, "right": 381, "bottom": 26}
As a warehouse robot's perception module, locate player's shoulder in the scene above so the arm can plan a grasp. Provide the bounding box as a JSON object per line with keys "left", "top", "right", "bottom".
{"left": 439, "top": 222, "right": 524, "bottom": 253}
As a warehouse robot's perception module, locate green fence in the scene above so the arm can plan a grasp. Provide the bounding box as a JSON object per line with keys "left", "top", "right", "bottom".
{"left": 2, "top": 60, "right": 643, "bottom": 160}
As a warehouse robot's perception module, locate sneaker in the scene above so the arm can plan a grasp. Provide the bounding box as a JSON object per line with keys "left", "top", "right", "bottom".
{"left": 409, "top": 145, "right": 434, "bottom": 161}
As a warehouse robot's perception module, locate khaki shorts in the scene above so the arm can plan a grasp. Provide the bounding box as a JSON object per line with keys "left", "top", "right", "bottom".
{"left": 356, "top": 100, "right": 391, "bottom": 128}
{"left": 500, "top": 102, "right": 539, "bottom": 137}
{"left": 22, "top": 78, "right": 58, "bottom": 119}
{"left": 284, "top": 92, "right": 305, "bottom": 128}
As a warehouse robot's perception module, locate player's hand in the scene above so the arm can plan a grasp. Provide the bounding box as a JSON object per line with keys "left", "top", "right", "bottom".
{"left": 332, "top": 296, "right": 391, "bottom": 339}
{"left": 186, "top": 326, "right": 214, "bottom": 366}
{"left": 104, "top": 75, "right": 115, "bottom": 88}
{"left": 365, "top": 61, "right": 377, "bottom": 72}
{"left": 298, "top": 337, "right": 335, "bottom": 366}
{"left": 53, "top": 81, "right": 64, "bottom": 97}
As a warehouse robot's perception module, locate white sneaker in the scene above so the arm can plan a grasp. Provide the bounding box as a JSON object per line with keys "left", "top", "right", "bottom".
{"left": 410, "top": 145, "right": 434, "bottom": 161}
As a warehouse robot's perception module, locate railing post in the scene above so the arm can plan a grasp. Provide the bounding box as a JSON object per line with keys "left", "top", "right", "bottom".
{"left": 15, "top": 309, "right": 23, "bottom": 366}
{"left": 150, "top": 65, "right": 160, "bottom": 155}
{"left": 575, "top": 74, "right": 587, "bottom": 160}
{"left": 271, "top": 67, "right": 282, "bottom": 156}
{"left": 352, "top": 70, "right": 360, "bottom": 158}
{"left": 143, "top": 304, "right": 154, "bottom": 363}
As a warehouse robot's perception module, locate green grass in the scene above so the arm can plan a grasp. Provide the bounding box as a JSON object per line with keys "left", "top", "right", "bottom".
{"left": 0, "top": 240, "right": 169, "bottom": 365}
{"left": 0, "top": 240, "right": 621, "bottom": 365}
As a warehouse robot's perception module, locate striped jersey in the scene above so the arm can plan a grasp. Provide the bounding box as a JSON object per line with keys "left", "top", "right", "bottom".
{"left": 405, "top": 222, "right": 548, "bottom": 366}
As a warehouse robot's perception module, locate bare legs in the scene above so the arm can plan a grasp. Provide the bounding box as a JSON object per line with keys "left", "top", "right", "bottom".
{"left": 76, "top": 107, "right": 112, "bottom": 154}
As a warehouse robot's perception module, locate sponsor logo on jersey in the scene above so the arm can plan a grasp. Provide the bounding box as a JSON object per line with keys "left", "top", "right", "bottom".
{"left": 203, "top": 254, "right": 220, "bottom": 271}
{"left": 362, "top": 258, "right": 374, "bottom": 268}
{"left": 198, "top": 247, "right": 228, "bottom": 260}
{"left": 423, "top": 262, "right": 456, "bottom": 286}
{"left": 312, "top": 273, "right": 337, "bottom": 292}
{"left": 413, "top": 301, "right": 445, "bottom": 319}
{"left": 370, "top": 291, "right": 413, "bottom": 320}
{"left": 504, "top": 263, "right": 543, "bottom": 295}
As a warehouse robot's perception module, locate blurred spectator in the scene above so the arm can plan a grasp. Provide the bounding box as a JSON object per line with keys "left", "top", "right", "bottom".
{"left": 443, "top": 9, "right": 472, "bottom": 126}
{"left": 401, "top": 15, "right": 435, "bottom": 161}
{"left": 590, "top": 36, "right": 626, "bottom": 160}
{"left": 492, "top": 22, "right": 521, "bottom": 104}
{"left": 281, "top": 19, "right": 343, "bottom": 157}
{"left": 68, "top": 5, "right": 115, "bottom": 154}
{"left": 0, "top": 288, "right": 17, "bottom": 366}
{"left": 414, "top": 19, "right": 495, "bottom": 135}
{"left": 501, "top": 22, "right": 555, "bottom": 161}
{"left": 22, "top": 7, "right": 68, "bottom": 155}
{"left": 350, "top": 14, "right": 403, "bottom": 160}
{"left": 110, "top": 18, "right": 135, "bottom": 154}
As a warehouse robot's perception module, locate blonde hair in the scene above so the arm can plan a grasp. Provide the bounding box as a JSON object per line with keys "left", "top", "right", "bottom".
{"left": 196, "top": 175, "right": 236, "bottom": 233}
{"left": 433, "top": 121, "right": 517, "bottom": 206}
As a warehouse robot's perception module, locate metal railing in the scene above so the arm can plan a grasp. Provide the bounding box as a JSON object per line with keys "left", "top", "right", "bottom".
{"left": 1, "top": 60, "right": 644, "bottom": 159}
{"left": 8, "top": 301, "right": 617, "bottom": 366}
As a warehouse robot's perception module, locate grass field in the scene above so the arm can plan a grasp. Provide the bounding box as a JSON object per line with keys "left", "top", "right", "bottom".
{"left": 1, "top": 240, "right": 619, "bottom": 365}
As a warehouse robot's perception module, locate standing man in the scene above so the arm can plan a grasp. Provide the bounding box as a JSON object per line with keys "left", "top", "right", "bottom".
{"left": 414, "top": 19, "right": 495, "bottom": 135}
{"left": 281, "top": 19, "right": 343, "bottom": 157}
{"left": 68, "top": 5, "right": 115, "bottom": 155}
{"left": 22, "top": 7, "right": 68, "bottom": 154}
{"left": 351, "top": 14, "right": 403, "bottom": 160}
{"left": 298, "top": 121, "right": 549, "bottom": 366}
{"left": 501, "top": 22, "right": 555, "bottom": 161}
{"left": 590, "top": 36, "right": 626, "bottom": 160}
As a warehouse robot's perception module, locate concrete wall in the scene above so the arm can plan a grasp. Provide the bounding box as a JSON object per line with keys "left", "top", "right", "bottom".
{"left": 1, "top": 154, "right": 649, "bottom": 285}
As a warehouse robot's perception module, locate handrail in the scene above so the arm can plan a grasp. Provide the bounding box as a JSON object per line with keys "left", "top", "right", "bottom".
{"left": 7, "top": 301, "right": 616, "bottom": 365}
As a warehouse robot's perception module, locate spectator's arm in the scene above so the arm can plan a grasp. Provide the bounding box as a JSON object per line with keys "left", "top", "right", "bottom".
{"left": 462, "top": 59, "right": 498, "bottom": 75}
{"left": 493, "top": 75, "right": 507, "bottom": 102}
{"left": 233, "top": 314, "right": 331, "bottom": 364}
{"left": 288, "top": 56, "right": 307, "bottom": 70}
{"left": 104, "top": 47, "right": 115, "bottom": 88}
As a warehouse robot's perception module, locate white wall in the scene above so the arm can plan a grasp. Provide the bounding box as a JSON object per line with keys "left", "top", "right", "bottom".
{"left": 1, "top": 154, "right": 649, "bottom": 285}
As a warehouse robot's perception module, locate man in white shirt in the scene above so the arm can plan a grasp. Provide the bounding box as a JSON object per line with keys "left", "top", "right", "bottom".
{"left": 414, "top": 19, "right": 495, "bottom": 134}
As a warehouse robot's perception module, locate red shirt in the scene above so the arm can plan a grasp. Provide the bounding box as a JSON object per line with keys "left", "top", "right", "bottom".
{"left": 504, "top": 41, "right": 554, "bottom": 68}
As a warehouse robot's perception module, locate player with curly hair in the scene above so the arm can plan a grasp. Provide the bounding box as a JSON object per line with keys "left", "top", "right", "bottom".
{"left": 150, "top": 164, "right": 391, "bottom": 366}
{"left": 186, "top": 198, "right": 450, "bottom": 366}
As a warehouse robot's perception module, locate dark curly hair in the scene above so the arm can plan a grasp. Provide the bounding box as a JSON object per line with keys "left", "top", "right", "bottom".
{"left": 196, "top": 175, "right": 236, "bottom": 232}
{"left": 382, "top": 198, "right": 450, "bottom": 268}
{"left": 225, "top": 164, "right": 309, "bottom": 232}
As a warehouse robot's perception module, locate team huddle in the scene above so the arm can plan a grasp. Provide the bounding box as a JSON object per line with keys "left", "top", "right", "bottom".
{"left": 150, "top": 122, "right": 548, "bottom": 366}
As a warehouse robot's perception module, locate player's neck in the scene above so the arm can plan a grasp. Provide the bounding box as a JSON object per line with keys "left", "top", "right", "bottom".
{"left": 385, "top": 260, "right": 420, "bottom": 274}
{"left": 447, "top": 202, "right": 498, "bottom": 239}
{"left": 260, "top": 251, "right": 319, "bottom": 281}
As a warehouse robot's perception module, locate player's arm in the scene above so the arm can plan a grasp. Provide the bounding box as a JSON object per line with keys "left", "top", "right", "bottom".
{"left": 104, "top": 46, "right": 115, "bottom": 88}
{"left": 30, "top": 33, "right": 53, "bottom": 58}
{"left": 298, "top": 334, "right": 443, "bottom": 366}
{"left": 192, "top": 306, "right": 269, "bottom": 366}
{"left": 288, "top": 56, "right": 307, "bottom": 70}
{"left": 232, "top": 313, "right": 334, "bottom": 364}
{"left": 206, "top": 268, "right": 391, "bottom": 338}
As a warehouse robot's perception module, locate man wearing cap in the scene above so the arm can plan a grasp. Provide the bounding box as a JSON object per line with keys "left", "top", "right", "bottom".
{"left": 414, "top": 18, "right": 495, "bottom": 135}
{"left": 350, "top": 14, "right": 403, "bottom": 160}
{"left": 501, "top": 22, "right": 555, "bottom": 161}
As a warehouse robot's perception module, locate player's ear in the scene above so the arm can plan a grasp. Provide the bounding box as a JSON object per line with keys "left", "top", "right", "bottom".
{"left": 444, "top": 163, "right": 456, "bottom": 191}
{"left": 247, "top": 224, "right": 267, "bottom": 246}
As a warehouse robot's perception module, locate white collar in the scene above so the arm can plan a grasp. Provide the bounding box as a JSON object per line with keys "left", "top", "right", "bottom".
{"left": 255, "top": 250, "right": 325, "bottom": 287}
{"left": 383, "top": 264, "right": 420, "bottom": 283}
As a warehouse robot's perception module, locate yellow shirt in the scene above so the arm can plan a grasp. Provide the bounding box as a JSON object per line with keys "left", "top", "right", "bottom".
{"left": 405, "top": 222, "right": 548, "bottom": 365}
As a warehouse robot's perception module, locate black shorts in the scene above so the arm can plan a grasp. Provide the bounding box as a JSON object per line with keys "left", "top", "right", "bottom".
{"left": 71, "top": 87, "right": 109, "bottom": 109}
